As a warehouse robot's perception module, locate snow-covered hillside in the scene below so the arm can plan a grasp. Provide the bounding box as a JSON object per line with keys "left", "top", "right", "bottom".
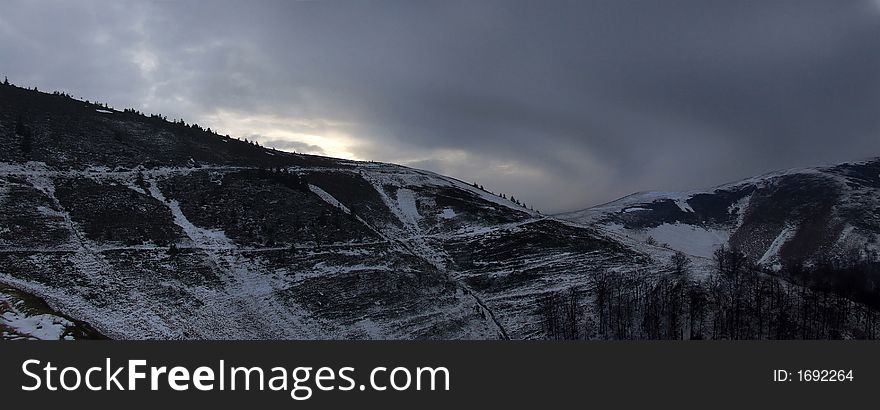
{"left": 6, "top": 82, "right": 878, "bottom": 340}
{"left": 559, "top": 158, "right": 880, "bottom": 268}
{"left": 0, "top": 81, "right": 653, "bottom": 340}
{"left": 0, "top": 160, "right": 519, "bottom": 338}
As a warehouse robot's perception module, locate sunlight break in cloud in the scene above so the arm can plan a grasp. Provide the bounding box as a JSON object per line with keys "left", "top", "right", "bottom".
{"left": 198, "top": 110, "right": 361, "bottom": 160}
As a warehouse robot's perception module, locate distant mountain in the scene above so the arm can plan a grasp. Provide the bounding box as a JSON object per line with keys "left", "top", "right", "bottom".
{"left": 0, "top": 82, "right": 646, "bottom": 340}
{"left": 559, "top": 159, "right": 880, "bottom": 269}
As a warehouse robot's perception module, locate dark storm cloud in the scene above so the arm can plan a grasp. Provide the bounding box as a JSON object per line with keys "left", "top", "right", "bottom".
{"left": 2, "top": 0, "right": 880, "bottom": 212}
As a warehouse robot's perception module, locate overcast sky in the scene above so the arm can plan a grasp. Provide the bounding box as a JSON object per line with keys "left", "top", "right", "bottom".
{"left": 2, "top": 1, "right": 880, "bottom": 212}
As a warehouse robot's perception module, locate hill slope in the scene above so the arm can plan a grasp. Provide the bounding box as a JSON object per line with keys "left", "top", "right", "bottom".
{"left": 0, "top": 82, "right": 649, "bottom": 339}
{"left": 559, "top": 159, "right": 880, "bottom": 268}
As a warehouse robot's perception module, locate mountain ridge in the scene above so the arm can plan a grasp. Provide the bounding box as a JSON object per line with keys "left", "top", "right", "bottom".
{"left": 0, "top": 82, "right": 642, "bottom": 340}
{"left": 3, "top": 81, "right": 880, "bottom": 340}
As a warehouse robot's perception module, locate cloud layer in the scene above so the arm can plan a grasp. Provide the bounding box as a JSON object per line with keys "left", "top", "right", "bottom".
{"left": 2, "top": 0, "right": 880, "bottom": 212}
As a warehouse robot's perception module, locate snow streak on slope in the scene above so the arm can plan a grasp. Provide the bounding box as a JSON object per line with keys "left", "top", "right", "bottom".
{"left": 146, "top": 179, "right": 234, "bottom": 250}
{"left": 308, "top": 184, "right": 351, "bottom": 214}
{"left": 396, "top": 188, "right": 421, "bottom": 226}
{"left": 759, "top": 225, "right": 796, "bottom": 268}
{"left": 307, "top": 182, "right": 400, "bottom": 245}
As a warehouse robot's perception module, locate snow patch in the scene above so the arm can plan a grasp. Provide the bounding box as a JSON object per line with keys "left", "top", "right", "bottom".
{"left": 396, "top": 188, "right": 421, "bottom": 224}
{"left": 1, "top": 311, "right": 72, "bottom": 340}
{"left": 439, "top": 208, "right": 457, "bottom": 219}
{"left": 836, "top": 225, "right": 856, "bottom": 246}
{"left": 728, "top": 194, "right": 752, "bottom": 228}
{"left": 0, "top": 291, "right": 73, "bottom": 340}
{"left": 643, "top": 223, "right": 730, "bottom": 258}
